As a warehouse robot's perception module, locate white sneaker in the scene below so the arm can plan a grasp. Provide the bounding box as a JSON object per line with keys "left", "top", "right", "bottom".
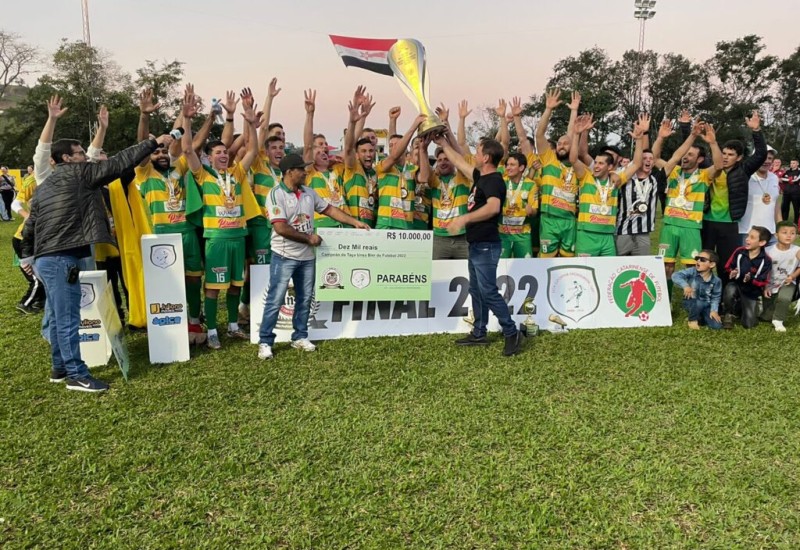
{"left": 291, "top": 338, "right": 316, "bottom": 352}
{"left": 772, "top": 320, "right": 787, "bottom": 332}
{"left": 258, "top": 343, "right": 273, "bottom": 360}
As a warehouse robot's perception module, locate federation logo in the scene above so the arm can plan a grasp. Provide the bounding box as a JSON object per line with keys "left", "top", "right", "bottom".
{"left": 320, "top": 267, "right": 344, "bottom": 289}
{"left": 607, "top": 267, "right": 661, "bottom": 321}
{"left": 150, "top": 244, "right": 177, "bottom": 269}
{"left": 80, "top": 284, "right": 96, "bottom": 309}
{"left": 350, "top": 268, "right": 371, "bottom": 289}
{"left": 546, "top": 266, "right": 600, "bottom": 323}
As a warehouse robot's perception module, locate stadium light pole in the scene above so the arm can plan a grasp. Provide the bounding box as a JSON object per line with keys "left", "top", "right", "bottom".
{"left": 634, "top": 0, "right": 656, "bottom": 113}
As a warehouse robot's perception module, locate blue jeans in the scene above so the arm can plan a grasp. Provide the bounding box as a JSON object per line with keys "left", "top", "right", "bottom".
{"left": 258, "top": 253, "right": 315, "bottom": 345}
{"left": 39, "top": 255, "right": 96, "bottom": 344}
{"left": 682, "top": 298, "right": 722, "bottom": 329}
{"left": 34, "top": 255, "right": 91, "bottom": 379}
{"left": 468, "top": 241, "right": 517, "bottom": 338}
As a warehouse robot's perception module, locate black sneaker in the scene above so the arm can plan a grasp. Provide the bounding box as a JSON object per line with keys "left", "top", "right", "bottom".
{"left": 66, "top": 376, "right": 109, "bottom": 393}
{"left": 722, "top": 313, "right": 734, "bottom": 330}
{"left": 16, "top": 303, "right": 36, "bottom": 315}
{"left": 503, "top": 331, "right": 522, "bottom": 356}
{"left": 455, "top": 333, "right": 490, "bottom": 346}
{"left": 50, "top": 370, "right": 67, "bottom": 383}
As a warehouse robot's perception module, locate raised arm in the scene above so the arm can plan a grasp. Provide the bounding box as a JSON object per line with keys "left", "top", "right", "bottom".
{"left": 703, "top": 123, "right": 723, "bottom": 179}
{"left": 303, "top": 88, "right": 316, "bottom": 163}
{"left": 663, "top": 121, "right": 701, "bottom": 175}
{"left": 238, "top": 87, "right": 259, "bottom": 172}
{"left": 388, "top": 106, "right": 400, "bottom": 138}
{"left": 457, "top": 100, "right": 472, "bottom": 153}
{"left": 495, "top": 99, "right": 510, "bottom": 158}
{"left": 191, "top": 105, "right": 215, "bottom": 154}
{"left": 379, "top": 114, "right": 426, "bottom": 172}
{"left": 87, "top": 105, "right": 108, "bottom": 161}
{"left": 137, "top": 88, "right": 160, "bottom": 143}
{"left": 622, "top": 113, "right": 648, "bottom": 180}
{"left": 181, "top": 88, "right": 202, "bottom": 174}
{"left": 652, "top": 118, "right": 674, "bottom": 169}
{"left": 220, "top": 90, "right": 239, "bottom": 148}
{"left": 569, "top": 114, "right": 593, "bottom": 179}
{"left": 343, "top": 89, "right": 365, "bottom": 169}
{"left": 35, "top": 95, "right": 68, "bottom": 182}
{"left": 436, "top": 103, "right": 463, "bottom": 156}
{"left": 742, "top": 110, "right": 767, "bottom": 176}
{"left": 535, "top": 88, "right": 561, "bottom": 154}
{"left": 354, "top": 92, "right": 375, "bottom": 141}
{"left": 416, "top": 137, "right": 431, "bottom": 184}
{"left": 511, "top": 96, "right": 533, "bottom": 156}
{"left": 257, "top": 77, "right": 281, "bottom": 149}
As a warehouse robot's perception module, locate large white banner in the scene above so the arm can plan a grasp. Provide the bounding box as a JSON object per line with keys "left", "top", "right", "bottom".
{"left": 142, "top": 234, "right": 190, "bottom": 363}
{"left": 249, "top": 256, "right": 672, "bottom": 343}
{"left": 79, "top": 270, "right": 112, "bottom": 366}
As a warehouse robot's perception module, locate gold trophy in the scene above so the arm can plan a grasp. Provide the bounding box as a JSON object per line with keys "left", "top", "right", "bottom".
{"left": 520, "top": 297, "right": 539, "bottom": 337}
{"left": 388, "top": 39, "right": 446, "bottom": 137}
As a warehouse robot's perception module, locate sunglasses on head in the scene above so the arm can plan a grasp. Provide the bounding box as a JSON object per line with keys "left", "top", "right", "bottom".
{"left": 694, "top": 256, "right": 711, "bottom": 263}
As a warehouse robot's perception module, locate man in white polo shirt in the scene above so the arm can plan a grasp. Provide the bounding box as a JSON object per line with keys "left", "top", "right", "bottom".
{"left": 258, "top": 154, "right": 369, "bottom": 359}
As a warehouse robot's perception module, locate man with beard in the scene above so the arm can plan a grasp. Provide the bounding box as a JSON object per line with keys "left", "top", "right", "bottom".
{"left": 375, "top": 115, "right": 425, "bottom": 230}
{"left": 738, "top": 149, "right": 781, "bottom": 243}
{"left": 302, "top": 89, "right": 348, "bottom": 228}
{"left": 657, "top": 120, "right": 723, "bottom": 297}
{"left": 135, "top": 92, "right": 206, "bottom": 343}
{"left": 183, "top": 88, "right": 260, "bottom": 350}
{"left": 571, "top": 114, "right": 646, "bottom": 257}
{"left": 702, "top": 111, "right": 767, "bottom": 289}
{"left": 343, "top": 87, "right": 379, "bottom": 227}
{"left": 534, "top": 88, "right": 582, "bottom": 257}
{"left": 428, "top": 117, "right": 471, "bottom": 259}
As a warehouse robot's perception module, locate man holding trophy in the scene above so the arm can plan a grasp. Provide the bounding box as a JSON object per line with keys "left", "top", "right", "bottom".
{"left": 388, "top": 39, "right": 522, "bottom": 356}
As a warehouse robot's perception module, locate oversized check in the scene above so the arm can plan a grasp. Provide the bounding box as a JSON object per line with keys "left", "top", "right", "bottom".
{"left": 315, "top": 228, "right": 433, "bottom": 301}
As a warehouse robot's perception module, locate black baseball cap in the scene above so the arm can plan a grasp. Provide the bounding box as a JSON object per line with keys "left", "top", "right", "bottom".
{"left": 279, "top": 153, "right": 311, "bottom": 173}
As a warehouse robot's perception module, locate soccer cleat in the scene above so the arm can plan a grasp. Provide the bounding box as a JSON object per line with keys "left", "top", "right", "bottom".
{"left": 258, "top": 344, "right": 273, "bottom": 360}
{"left": 66, "top": 376, "right": 109, "bottom": 393}
{"left": 291, "top": 338, "right": 316, "bottom": 352}
{"left": 16, "top": 303, "right": 36, "bottom": 315}
{"left": 188, "top": 323, "right": 207, "bottom": 345}
{"left": 227, "top": 328, "right": 249, "bottom": 340}
{"left": 548, "top": 314, "right": 568, "bottom": 328}
{"left": 503, "top": 331, "right": 522, "bottom": 356}
{"left": 50, "top": 370, "right": 67, "bottom": 383}
{"left": 206, "top": 333, "right": 221, "bottom": 350}
{"left": 455, "top": 333, "right": 490, "bottom": 346}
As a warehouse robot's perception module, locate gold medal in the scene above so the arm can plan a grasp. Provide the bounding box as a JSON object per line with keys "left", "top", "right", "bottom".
{"left": 674, "top": 196, "right": 688, "bottom": 208}
{"left": 762, "top": 193, "right": 771, "bottom": 205}
{"left": 167, "top": 196, "right": 180, "bottom": 210}
{"left": 225, "top": 196, "right": 235, "bottom": 208}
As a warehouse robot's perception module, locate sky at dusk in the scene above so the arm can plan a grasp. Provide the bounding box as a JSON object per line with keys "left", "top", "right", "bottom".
{"left": 5, "top": 0, "right": 799, "bottom": 146}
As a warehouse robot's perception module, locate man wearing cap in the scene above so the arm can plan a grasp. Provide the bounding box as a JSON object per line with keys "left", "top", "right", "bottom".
{"left": 257, "top": 154, "right": 369, "bottom": 360}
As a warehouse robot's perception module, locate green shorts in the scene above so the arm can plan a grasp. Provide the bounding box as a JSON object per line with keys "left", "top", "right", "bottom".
{"left": 248, "top": 224, "right": 272, "bottom": 265}
{"left": 576, "top": 229, "right": 616, "bottom": 257}
{"left": 181, "top": 230, "right": 203, "bottom": 276}
{"left": 539, "top": 214, "right": 576, "bottom": 257}
{"left": 205, "top": 237, "right": 246, "bottom": 290}
{"left": 658, "top": 224, "right": 702, "bottom": 265}
{"left": 500, "top": 233, "right": 533, "bottom": 258}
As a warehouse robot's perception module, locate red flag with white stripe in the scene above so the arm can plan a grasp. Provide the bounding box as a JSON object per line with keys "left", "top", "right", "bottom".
{"left": 329, "top": 35, "right": 397, "bottom": 77}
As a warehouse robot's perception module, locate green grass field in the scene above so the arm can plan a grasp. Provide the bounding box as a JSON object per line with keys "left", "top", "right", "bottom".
{"left": 2, "top": 220, "right": 800, "bottom": 549}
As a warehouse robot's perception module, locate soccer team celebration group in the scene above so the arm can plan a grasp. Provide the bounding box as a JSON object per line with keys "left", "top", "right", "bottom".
{"left": 11, "top": 77, "right": 800, "bottom": 392}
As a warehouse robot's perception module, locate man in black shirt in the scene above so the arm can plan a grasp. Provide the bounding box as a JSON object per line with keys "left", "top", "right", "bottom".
{"left": 781, "top": 159, "right": 800, "bottom": 225}
{"left": 434, "top": 136, "right": 521, "bottom": 356}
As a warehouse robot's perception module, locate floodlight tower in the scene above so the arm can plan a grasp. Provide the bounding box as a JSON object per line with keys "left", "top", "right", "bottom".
{"left": 81, "top": 0, "right": 92, "bottom": 46}
{"left": 634, "top": 0, "right": 657, "bottom": 112}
